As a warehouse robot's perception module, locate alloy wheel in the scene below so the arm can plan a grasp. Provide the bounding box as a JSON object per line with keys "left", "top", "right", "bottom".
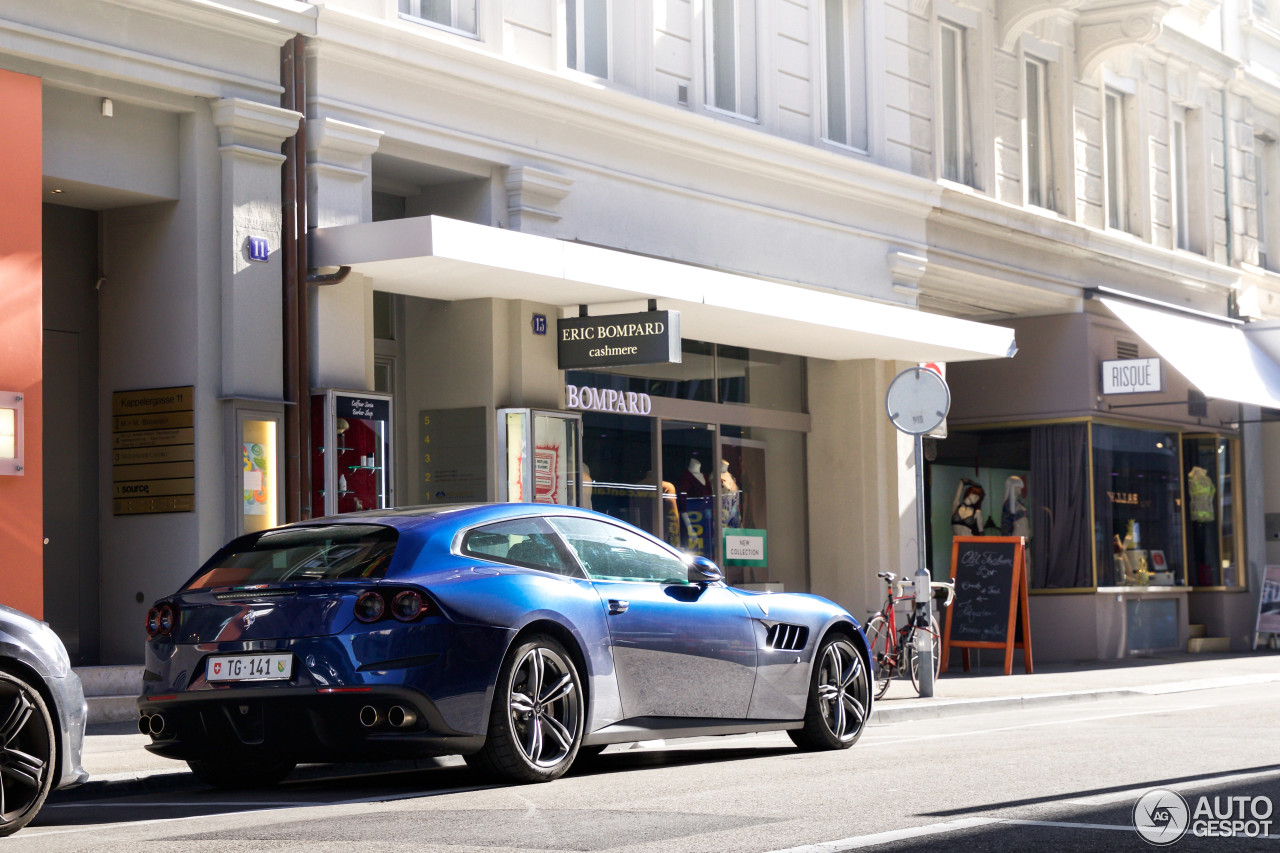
{"left": 816, "top": 639, "right": 869, "bottom": 743}
{"left": 0, "top": 673, "right": 53, "bottom": 835}
{"left": 508, "top": 646, "right": 581, "bottom": 769}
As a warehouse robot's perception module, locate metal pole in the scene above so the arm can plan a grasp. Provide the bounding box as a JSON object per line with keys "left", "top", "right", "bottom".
{"left": 913, "top": 433, "right": 934, "bottom": 697}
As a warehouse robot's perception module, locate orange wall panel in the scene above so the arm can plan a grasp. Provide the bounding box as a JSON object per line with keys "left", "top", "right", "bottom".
{"left": 0, "top": 70, "right": 43, "bottom": 618}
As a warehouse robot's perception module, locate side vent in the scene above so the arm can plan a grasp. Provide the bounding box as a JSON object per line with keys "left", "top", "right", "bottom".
{"left": 1116, "top": 340, "right": 1140, "bottom": 359}
{"left": 766, "top": 623, "right": 809, "bottom": 652}
{"left": 677, "top": 83, "right": 689, "bottom": 106}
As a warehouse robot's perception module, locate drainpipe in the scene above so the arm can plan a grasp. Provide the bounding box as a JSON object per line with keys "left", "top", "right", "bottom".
{"left": 281, "top": 35, "right": 311, "bottom": 522}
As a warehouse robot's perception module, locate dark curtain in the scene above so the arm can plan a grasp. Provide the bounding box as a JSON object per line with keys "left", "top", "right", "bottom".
{"left": 1030, "top": 424, "right": 1091, "bottom": 588}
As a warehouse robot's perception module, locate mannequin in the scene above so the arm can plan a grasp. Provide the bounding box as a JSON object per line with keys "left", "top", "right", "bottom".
{"left": 719, "top": 459, "right": 742, "bottom": 528}
{"left": 719, "top": 459, "right": 739, "bottom": 493}
{"left": 1187, "top": 466, "right": 1215, "bottom": 522}
{"left": 581, "top": 463, "right": 594, "bottom": 511}
{"left": 678, "top": 456, "right": 713, "bottom": 499}
{"left": 1000, "top": 475, "right": 1030, "bottom": 539}
{"left": 951, "top": 478, "right": 985, "bottom": 537}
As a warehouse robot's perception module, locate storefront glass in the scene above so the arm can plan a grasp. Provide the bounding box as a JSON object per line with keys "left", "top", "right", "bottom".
{"left": 581, "top": 412, "right": 657, "bottom": 535}
{"left": 663, "top": 421, "right": 717, "bottom": 559}
{"left": 567, "top": 339, "right": 805, "bottom": 411}
{"left": 1182, "top": 435, "right": 1241, "bottom": 587}
{"left": 1092, "top": 424, "right": 1183, "bottom": 586}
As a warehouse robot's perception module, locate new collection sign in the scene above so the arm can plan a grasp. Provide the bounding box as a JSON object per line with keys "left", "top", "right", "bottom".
{"left": 557, "top": 310, "right": 681, "bottom": 370}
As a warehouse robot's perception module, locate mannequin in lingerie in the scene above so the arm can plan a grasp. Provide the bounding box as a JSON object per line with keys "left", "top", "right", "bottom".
{"left": 951, "top": 479, "right": 985, "bottom": 537}
{"left": 1001, "top": 475, "right": 1029, "bottom": 539}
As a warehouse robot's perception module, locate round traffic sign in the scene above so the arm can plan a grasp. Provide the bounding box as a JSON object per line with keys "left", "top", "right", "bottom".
{"left": 885, "top": 366, "right": 951, "bottom": 435}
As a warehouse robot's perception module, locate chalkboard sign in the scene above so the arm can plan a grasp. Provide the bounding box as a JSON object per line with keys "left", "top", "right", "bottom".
{"left": 941, "top": 536, "right": 1033, "bottom": 676}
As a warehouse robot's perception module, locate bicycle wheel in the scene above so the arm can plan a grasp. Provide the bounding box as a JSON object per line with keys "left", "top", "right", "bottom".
{"left": 862, "top": 615, "right": 895, "bottom": 700}
{"left": 907, "top": 614, "right": 942, "bottom": 696}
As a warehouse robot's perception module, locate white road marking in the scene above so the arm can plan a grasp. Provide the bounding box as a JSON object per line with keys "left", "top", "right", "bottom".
{"left": 762, "top": 818, "right": 1000, "bottom": 852}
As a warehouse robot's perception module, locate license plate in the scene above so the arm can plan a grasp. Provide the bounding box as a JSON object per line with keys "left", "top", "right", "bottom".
{"left": 207, "top": 653, "right": 293, "bottom": 683}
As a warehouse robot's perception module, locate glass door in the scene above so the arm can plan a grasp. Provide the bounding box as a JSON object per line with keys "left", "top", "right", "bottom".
{"left": 499, "top": 409, "right": 582, "bottom": 506}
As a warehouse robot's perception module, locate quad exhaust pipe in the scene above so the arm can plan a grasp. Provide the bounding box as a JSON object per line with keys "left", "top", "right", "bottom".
{"left": 138, "top": 713, "right": 167, "bottom": 737}
{"left": 387, "top": 705, "right": 417, "bottom": 728}
{"left": 359, "top": 704, "right": 416, "bottom": 729}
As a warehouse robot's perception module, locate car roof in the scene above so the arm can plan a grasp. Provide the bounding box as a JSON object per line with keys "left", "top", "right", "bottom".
{"left": 288, "top": 502, "right": 607, "bottom": 534}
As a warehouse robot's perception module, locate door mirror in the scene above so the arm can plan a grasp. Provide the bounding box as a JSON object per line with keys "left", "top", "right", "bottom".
{"left": 688, "top": 556, "right": 724, "bottom": 584}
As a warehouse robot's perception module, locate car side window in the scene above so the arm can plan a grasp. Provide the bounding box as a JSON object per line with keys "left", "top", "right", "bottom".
{"left": 548, "top": 517, "right": 689, "bottom": 584}
{"left": 462, "top": 517, "right": 577, "bottom": 576}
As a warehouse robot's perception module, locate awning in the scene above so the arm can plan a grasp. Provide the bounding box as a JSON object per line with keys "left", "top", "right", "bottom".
{"left": 1101, "top": 297, "right": 1280, "bottom": 409}
{"left": 310, "top": 216, "right": 1017, "bottom": 363}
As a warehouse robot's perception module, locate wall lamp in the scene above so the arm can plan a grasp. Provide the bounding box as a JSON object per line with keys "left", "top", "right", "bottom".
{"left": 0, "top": 392, "right": 24, "bottom": 475}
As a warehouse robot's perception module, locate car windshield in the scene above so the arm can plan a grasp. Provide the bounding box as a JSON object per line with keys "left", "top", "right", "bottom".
{"left": 185, "top": 525, "right": 398, "bottom": 589}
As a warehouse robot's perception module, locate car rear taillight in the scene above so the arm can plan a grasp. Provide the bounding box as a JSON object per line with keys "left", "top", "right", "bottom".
{"left": 354, "top": 591, "right": 386, "bottom": 623}
{"left": 146, "top": 604, "right": 176, "bottom": 639}
{"left": 353, "top": 588, "right": 431, "bottom": 624}
{"left": 391, "top": 590, "right": 428, "bottom": 621}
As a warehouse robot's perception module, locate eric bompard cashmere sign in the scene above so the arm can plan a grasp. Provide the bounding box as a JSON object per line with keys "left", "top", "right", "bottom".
{"left": 557, "top": 310, "right": 682, "bottom": 370}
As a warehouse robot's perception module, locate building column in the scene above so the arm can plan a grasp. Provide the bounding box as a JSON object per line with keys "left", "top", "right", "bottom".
{"left": 806, "top": 359, "right": 916, "bottom": 621}
{"left": 307, "top": 117, "right": 383, "bottom": 390}
{"left": 210, "top": 98, "right": 302, "bottom": 401}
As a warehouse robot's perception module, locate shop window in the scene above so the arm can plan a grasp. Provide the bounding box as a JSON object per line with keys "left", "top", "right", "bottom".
{"left": 662, "top": 421, "right": 717, "bottom": 560}
{"left": 581, "top": 411, "right": 658, "bottom": 536}
{"left": 717, "top": 346, "right": 804, "bottom": 410}
{"left": 1182, "top": 435, "right": 1242, "bottom": 587}
{"left": 568, "top": 339, "right": 803, "bottom": 412}
{"left": 930, "top": 424, "right": 1090, "bottom": 589}
{"left": 1092, "top": 425, "right": 1183, "bottom": 586}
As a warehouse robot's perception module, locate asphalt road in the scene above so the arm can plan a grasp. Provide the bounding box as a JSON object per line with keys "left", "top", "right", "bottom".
{"left": 15, "top": 682, "right": 1280, "bottom": 852}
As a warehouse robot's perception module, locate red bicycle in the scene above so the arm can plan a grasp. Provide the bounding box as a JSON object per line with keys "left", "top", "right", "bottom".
{"left": 863, "top": 571, "right": 954, "bottom": 698}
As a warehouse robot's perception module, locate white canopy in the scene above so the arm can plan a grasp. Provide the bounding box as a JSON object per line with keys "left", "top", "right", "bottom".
{"left": 1102, "top": 297, "right": 1280, "bottom": 410}
{"left": 311, "top": 215, "right": 1017, "bottom": 364}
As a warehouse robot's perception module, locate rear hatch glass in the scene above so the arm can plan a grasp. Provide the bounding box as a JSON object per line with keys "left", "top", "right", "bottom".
{"left": 185, "top": 524, "right": 398, "bottom": 590}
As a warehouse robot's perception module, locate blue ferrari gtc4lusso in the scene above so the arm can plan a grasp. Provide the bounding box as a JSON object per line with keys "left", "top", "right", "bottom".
{"left": 137, "top": 503, "right": 871, "bottom": 786}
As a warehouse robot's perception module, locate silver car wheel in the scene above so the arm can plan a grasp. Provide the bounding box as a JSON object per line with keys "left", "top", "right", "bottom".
{"left": 0, "top": 672, "right": 54, "bottom": 836}
{"left": 508, "top": 646, "right": 581, "bottom": 769}
{"left": 816, "top": 639, "right": 868, "bottom": 743}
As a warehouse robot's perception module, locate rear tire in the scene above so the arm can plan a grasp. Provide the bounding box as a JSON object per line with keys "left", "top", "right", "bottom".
{"left": 788, "top": 635, "right": 870, "bottom": 751}
{"left": 187, "top": 757, "right": 296, "bottom": 790}
{"left": 470, "top": 635, "right": 584, "bottom": 783}
{"left": 0, "top": 671, "right": 56, "bottom": 837}
{"left": 861, "top": 615, "right": 894, "bottom": 700}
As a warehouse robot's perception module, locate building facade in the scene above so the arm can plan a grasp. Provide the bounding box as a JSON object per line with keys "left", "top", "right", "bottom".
{"left": 2, "top": 0, "right": 1278, "bottom": 665}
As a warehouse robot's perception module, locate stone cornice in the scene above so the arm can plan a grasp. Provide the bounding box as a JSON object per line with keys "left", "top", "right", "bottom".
{"left": 932, "top": 184, "right": 1243, "bottom": 298}
{"left": 211, "top": 97, "right": 303, "bottom": 151}
{"left": 308, "top": 116, "right": 384, "bottom": 166}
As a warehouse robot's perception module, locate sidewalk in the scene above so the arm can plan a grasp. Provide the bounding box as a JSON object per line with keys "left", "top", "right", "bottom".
{"left": 55, "top": 651, "right": 1280, "bottom": 802}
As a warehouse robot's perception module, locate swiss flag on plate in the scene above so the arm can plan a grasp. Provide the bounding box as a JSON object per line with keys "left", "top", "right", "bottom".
{"left": 213, "top": 662, "right": 221, "bottom": 675}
